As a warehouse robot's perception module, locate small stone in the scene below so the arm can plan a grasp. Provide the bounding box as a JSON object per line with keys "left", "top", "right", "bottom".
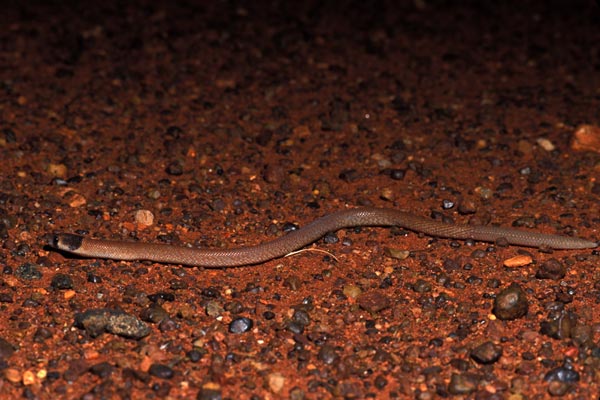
{"left": 50, "top": 274, "right": 74, "bottom": 290}
{"left": 139, "top": 304, "right": 169, "bottom": 323}
{"left": 470, "top": 341, "right": 502, "bottom": 364}
{"left": 205, "top": 301, "right": 224, "bottom": 317}
{"left": 33, "top": 328, "right": 53, "bottom": 343}
{"left": 493, "top": 283, "right": 528, "bottom": 320}
{"left": 134, "top": 210, "right": 154, "bottom": 226}
{"left": 572, "top": 124, "right": 600, "bottom": 153}
{"left": 0, "top": 338, "right": 16, "bottom": 359}
{"left": 146, "top": 189, "right": 161, "bottom": 200}
{"left": 442, "top": 199, "right": 454, "bottom": 209}
{"left": 22, "top": 370, "right": 35, "bottom": 385}
{"left": 148, "top": 364, "right": 174, "bottom": 379}
{"left": 384, "top": 247, "right": 410, "bottom": 260}
{"left": 267, "top": 372, "right": 285, "bottom": 394}
{"left": 89, "top": 362, "right": 113, "bottom": 378}
{"left": 536, "top": 258, "right": 566, "bottom": 280}
{"left": 357, "top": 291, "right": 390, "bottom": 313}
{"left": 317, "top": 345, "right": 339, "bottom": 365}
{"left": 263, "top": 164, "right": 286, "bottom": 184}
{"left": 379, "top": 187, "right": 395, "bottom": 201}
{"left": 187, "top": 349, "right": 204, "bottom": 362}
{"left": 283, "top": 276, "right": 301, "bottom": 291}
{"left": 68, "top": 193, "right": 87, "bottom": 207}
{"left": 447, "top": 373, "right": 477, "bottom": 394}
{"left": 342, "top": 284, "right": 361, "bottom": 299}
{"left": 197, "top": 382, "right": 222, "bottom": 400}
{"left": 544, "top": 364, "right": 580, "bottom": 383}
{"left": 5, "top": 368, "right": 20, "bottom": 383}
{"left": 474, "top": 186, "right": 493, "bottom": 200}
{"left": 289, "top": 387, "right": 305, "bottom": 400}
{"left": 229, "top": 317, "right": 253, "bottom": 333}
{"left": 547, "top": 381, "right": 570, "bottom": 396}
{"left": 517, "top": 140, "right": 533, "bottom": 155}
{"left": 15, "top": 263, "right": 42, "bottom": 280}
{"left": 536, "top": 137, "right": 555, "bottom": 151}
{"left": 47, "top": 163, "right": 67, "bottom": 178}
{"left": 165, "top": 161, "right": 184, "bottom": 175}
{"left": 540, "top": 310, "right": 577, "bottom": 339}
{"left": 74, "top": 309, "right": 150, "bottom": 339}
{"left": 503, "top": 255, "right": 533, "bottom": 268}
{"left": 412, "top": 279, "right": 432, "bottom": 293}
{"left": 457, "top": 200, "right": 477, "bottom": 215}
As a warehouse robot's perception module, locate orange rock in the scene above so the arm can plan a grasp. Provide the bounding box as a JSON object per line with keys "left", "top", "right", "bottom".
{"left": 571, "top": 124, "right": 600, "bottom": 153}
{"left": 503, "top": 255, "right": 533, "bottom": 268}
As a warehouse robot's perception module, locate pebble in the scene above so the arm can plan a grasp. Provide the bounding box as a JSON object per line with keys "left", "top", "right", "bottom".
{"left": 267, "top": 372, "right": 285, "bottom": 393}
{"left": 146, "top": 189, "right": 161, "bottom": 199}
{"left": 262, "top": 164, "right": 285, "bottom": 183}
{"left": 470, "top": 249, "right": 486, "bottom": 258}
{"left": 0, "top": 338, "right": 16, "bottom": 359}
{"left": 342, "top": 284, "right": 361, "bottom": 299}
{"left": 0, "top": 293, "right": 13, "bottom": 303}
{"left": 503, "top": 255, "right": 533, "bottom": 268}
{"left": 205, "top": 301, "right": 224, "bottom": 317}
{"left": 74, "top": 308, "right": 150, "bottom": 339}
{"left": 379, "top": 187, "right": 395, "bottom": 201}
{"left": 389, "top": 168, "right": 406, "bottom": 180}
{"left": 89, "top": 362, "right": 113, "bottom": 378}
{"left": 187, "top": 349, "right": 203, "bottom": 362}
{"left": 148, "top": 292, "right": 175, "bottom": 302}
{"left": 87, "top": 273, "right": 102, "bottom": 283}
{"left": 148, "top": 363, "right": 174, "bottom": 379}
{"left": 292, "top": 310, "right": 311, "bottom": 327}
{"left": 540, "top": 309, "right": 577, "bottom": 339}
{"left": 447, "top": 373, "right": 477, "bottom": 394}
{"left": 357, "top": 291, "right": 390, "bottom": 313}
{"left": 50, "top": 273, "right": 74, "bottom": 290}
{"left": 571, "top": 124, "right": 600, "bottom": 153}
{"left": 544, "top": 363, "right": 580, "bottom": 383}
{"left": 442, "top": 199, "right": 454, "bottom": 209}
{"left": 140, "top": 303, "right": 169, "bottom": 323}
{"left": 15, "top": 263, "right": 42, "bottom": 280}
{"left": 197, "top": 383, "right": 222, "bottom": 400}
{"left": 289, "top": 387, "right": 305, "bottom": 400}
{"left": 33, "top": 327, "right": 53, "bottom": 343}
{"left": 412, "top": 279, "right": 432, "bottom": 293}
{"left": 22, "top": 370, "right": 35, "bottom": 385}
{"left": 317, "top": 344, "right": 339, "bottom": 365}
{"left": 474, "top": 186, "right": 493, "bottom": 200}
{"left": 457, "top": 200, "right": 477, "bottom": 215}
{"left": 5, "top": 368, "right": 20, "bottom": 383}
{"left": 547, "top": 381, "right": 570, "bottom": 396}
{"left": 384, "top": 247, "right": 410, "bottom": 260}
{"left": 536, "top": 258, "right": 566, "bottom": 280}
{"left": 47, "top": 163, "right": 67, "bottom": 178}
{"left": 165, "top": 161, "right": 184, "bottom": 175}
{"left": 492, "top": 283, "right": 528, "bottom": 320}
{"left": 68, "top": 193, "right": 87, "bottom": 207}
{"left": 470, "top": 341, "right": 502, "bottom": 364}
{"left": 229, "top": 317, "right": 253, "bottom": 333}
{"left": 536, "top": 137, "right": 555, "bottom": 151}
{"left": 134, "top": 209, "right": 154, "bottom": 226}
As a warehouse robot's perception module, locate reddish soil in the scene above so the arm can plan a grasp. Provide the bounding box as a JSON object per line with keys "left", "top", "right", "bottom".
{"left": 1, "top": 0, "right": 600, "bottom": 398}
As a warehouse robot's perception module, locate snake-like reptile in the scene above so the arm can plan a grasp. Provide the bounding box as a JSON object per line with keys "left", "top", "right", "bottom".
{"left": 50, "top": 207, "right": 597, "bottom": 267}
